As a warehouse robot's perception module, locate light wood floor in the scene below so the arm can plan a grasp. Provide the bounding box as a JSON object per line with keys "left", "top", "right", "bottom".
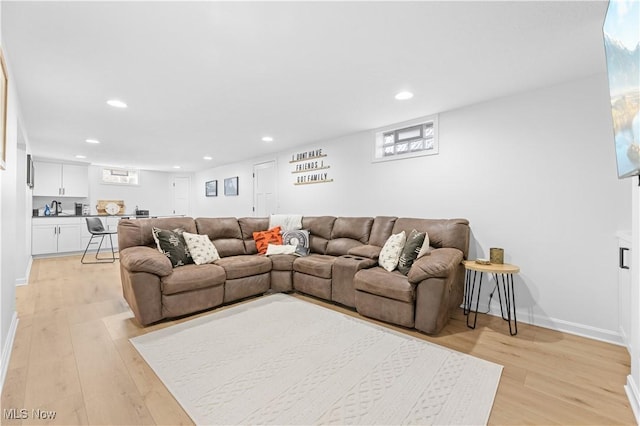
{"left": 1, "top": 255, "right": 635, "bottom": 425}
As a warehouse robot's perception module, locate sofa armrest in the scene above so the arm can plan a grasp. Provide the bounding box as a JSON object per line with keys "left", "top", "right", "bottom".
{"left": 347, "top": 245, "right": 382, "bottom": 260}
{"left": 120, "top": 246, "right": 173, "bottom": 277}
{"left": 407, "top": 248, "right": 463, "bottom": 284}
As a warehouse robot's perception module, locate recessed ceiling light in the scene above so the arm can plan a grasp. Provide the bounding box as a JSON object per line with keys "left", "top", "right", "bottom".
{"left": 262, "top": 136, "right": 274, "bottom": 142}
{"left": 394, "top": 91, "right": 414, "bottom": 100}
{"left": 173, "top": 165, "right": 181, "bottom": 169}
{"left": 85, "top": 139, "right": 100, "bottom": 144}
{"left": 75, "top": 155, "right": 87, "bottom": 159}
{"left": 106, "top": 99, "right": 128, "bottom": 108}
{"left": 203, "top": 156, "right": 212, "bottom": 160}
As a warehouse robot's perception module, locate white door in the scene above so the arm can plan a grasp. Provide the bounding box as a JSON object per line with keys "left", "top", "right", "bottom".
{"left": 173, "top": 177, "right": 190, "bottom": 216}
{"left": 253, "top": 161, "right": 277, "bottom": 217}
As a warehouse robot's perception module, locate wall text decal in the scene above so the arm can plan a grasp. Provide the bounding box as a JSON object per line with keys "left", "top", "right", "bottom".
{"left": 289, "top": 148, "right": 333, "bottom": 185}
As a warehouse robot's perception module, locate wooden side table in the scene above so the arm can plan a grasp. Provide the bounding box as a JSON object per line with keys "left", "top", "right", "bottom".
{"left": 463, "top": 260, "right": 521, "bottom": 335}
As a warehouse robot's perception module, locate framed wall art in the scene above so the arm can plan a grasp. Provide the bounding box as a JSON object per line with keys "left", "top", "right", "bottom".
{"left": 205, "top": 180, "right": 217, "bottom": 197}
{"left": 224, "top": 176, "right": 238, "bottom": 196}
{"left": 0, "top": 48, "right": 8, "bottom": 170}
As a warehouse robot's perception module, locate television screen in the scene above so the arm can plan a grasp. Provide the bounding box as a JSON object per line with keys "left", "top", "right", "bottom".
{"left": 603, "top": 0, "right": 640, "bottom": 179}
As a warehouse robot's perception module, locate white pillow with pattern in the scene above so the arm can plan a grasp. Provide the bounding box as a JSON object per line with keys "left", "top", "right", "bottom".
{"left": 378, "top": 231, "right": 407, "bottom": 272}
{"left": 183, "top": 232, "right": 220, "bottom": 265}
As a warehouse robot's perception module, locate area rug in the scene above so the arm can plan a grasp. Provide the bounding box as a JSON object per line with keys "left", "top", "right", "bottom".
{"left": 131, "top": 294, "right": 502, "bottom": 425}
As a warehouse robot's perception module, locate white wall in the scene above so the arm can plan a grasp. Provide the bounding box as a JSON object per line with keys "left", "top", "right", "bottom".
{"left": 15, "top": 127, "right": 31, "bottom": 284}
{"left": 0, "top": 1, "right": 33, "bottom": 387}
{"left": 85, "top": 166, "right": 189, "bottom": 217}
{"left": 193, "top": 73, "right": 630, "bottom": 343}
{"left": 193, "top": 157, "right": 274, "bottom": 218}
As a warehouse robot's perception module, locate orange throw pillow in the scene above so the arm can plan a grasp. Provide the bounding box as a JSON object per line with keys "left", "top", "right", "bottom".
{"left": 253, "top": 226, "right": 282, "bottom": 255}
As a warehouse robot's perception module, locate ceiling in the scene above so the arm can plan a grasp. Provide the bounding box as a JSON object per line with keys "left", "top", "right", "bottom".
{"left": 2, "top": 1, "right": 608, "bottom": 172}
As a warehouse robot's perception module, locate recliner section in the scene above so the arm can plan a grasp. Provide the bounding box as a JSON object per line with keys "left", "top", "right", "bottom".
{"left": 118, "top": 215, "right": 470, "bottom": 335}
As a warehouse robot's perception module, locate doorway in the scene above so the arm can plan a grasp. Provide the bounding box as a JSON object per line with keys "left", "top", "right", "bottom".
{"left": 253, "top": 160, "right": 277, "bottom": 217}
{"left": 172, "top": 176, "right": 190, "bottom": 216}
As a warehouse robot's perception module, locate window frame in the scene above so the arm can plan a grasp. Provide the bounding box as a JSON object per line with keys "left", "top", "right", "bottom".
{"left": 372, "top": 115, "right": 439, "bottom": 163}
{"left": 101, "top": 167, "right": 140, "bottom": 186}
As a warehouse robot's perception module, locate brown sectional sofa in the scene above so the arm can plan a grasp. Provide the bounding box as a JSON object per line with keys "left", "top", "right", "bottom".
{"left": 117, "top": 215, "right": 470, "bottom": 334}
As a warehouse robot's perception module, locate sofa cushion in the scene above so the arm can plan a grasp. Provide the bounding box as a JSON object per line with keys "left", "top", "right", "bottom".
{"left": 118, "top": 217, "right": 197, "bottom": 251}
{"left": 293, "top": 254, "right": 336, "bottom": 279}
{"left": 407, "top": 248, "right": 464, "bottom": 284}
{"left": 347, "top": 245, "right": 382, "bottom": 260}
{"left": 378, "top": 231, "right": 406, "bottom": 272}
{"left": 253, "top": 226, "right": 283, "bottom": 255}
{"left": 161, "top": 263, "right": 226, "bottom": 295}
{"left": 330, "top": 217, "right": 373, "bottom": 243}
{"left": 393, "top": 218, "right": 470, "bottom": 259}
{"left": 238, "top": 217, "right": 269, "bottom": 254}
{"left": 183, "top": 232, "right": 220, "bottom": 265}
{"left": 120, "top": 246, "right": 173, "bottom": 277}
{"left": 269, "top": 253, "right": 297, "bottom": 271}
{"left": 354, "top": 267, "right": 416, "bottom": 303}
{"left": 369, "top": 216, "right": 397, "bottom": 247}
{"left": 326, "top": 238, "right": 365, "bottom": 257}
{"left": 397, "top": 229, "right": 426, "bottom": 275}
{"left": 302, "top": 216, "right": 336, "bottom": 254}
{"left": 326, "top": 217, "right": 373, "bottom": 256}
{"left": 215, "top": 255, "right": 272, "bottom": 280}
{"left": 195, "top": 217, "right": 246, "bottom": 257}
{"left": 152, "top": 227, "right": 194, "bottom": 267}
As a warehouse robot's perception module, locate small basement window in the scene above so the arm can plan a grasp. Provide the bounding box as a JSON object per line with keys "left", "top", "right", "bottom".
{"left": 373, "top": 115, "right": 439, "bottom": 162}
{"left": 102, "top": 168, "right": 139, "bottom": 185}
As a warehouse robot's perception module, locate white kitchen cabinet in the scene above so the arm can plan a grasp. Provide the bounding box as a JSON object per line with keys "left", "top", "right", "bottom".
{"left": 33, "top": 161, "right": 89, "bottom": 197}
{"left": 31, "top": 224, "right": 59, "bottom": 255}
{"left": 33, "top": 161, "right": 62, "bottom": 197}
{"left": 32, "top": 218, "right": 82, "bottom": 255}
{"left": 60, "top": 164, "right": 89, "bottom": 197}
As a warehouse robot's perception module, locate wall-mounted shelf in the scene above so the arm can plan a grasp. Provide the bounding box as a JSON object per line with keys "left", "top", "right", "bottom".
{"left": 291, "top": 166, "right": 330, "bottom": 174}
{"left": 289, "top": 154, "right": 327, "bottom": 164}
{"left": 294, "top": 179, "right": 334, "bottom": 186}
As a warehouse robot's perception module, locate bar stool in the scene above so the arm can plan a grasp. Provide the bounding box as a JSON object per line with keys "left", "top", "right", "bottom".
{"left": 81, "top": 217, "right": 118, "bottom": 264}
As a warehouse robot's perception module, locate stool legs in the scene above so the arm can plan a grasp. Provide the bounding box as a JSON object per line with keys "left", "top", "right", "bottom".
{"left": 81, "top": 234, "right": 117, "bottom": 264}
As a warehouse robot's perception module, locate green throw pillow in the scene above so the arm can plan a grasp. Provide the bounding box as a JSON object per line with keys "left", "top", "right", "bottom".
{"left": 397, "top": 229, "right": 426, "bottom": 275}
{"left": 152, "top": 227, "right": 194, "bottom": 268}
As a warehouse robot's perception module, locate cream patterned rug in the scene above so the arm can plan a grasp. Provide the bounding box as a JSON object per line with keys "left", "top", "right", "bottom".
{"left": 131, "top": 294, "right": 502, "bottom": 425}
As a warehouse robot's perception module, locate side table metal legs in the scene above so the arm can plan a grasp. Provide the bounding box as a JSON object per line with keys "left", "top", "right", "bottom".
{"left": 464, "top": 269, "right": 518, "bottom": 335}
{"left": 464, "top": 269, "right": 483, "bottom": 329}
{"left": 496, "top": 273, "right": 518, "bottom": 335}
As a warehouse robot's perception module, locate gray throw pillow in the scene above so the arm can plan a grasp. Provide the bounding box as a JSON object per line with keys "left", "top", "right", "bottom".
{"left": 397, "top": 229, "right": 426, "bottom": 275}
{"left": 282, "top": 229, "right": 310, "bottom": 256}
{"left": 282, "top": 229, "right": 309, "bottom": 249}
{"left": 152, "top": 227, "right": 194, "bottom": 268}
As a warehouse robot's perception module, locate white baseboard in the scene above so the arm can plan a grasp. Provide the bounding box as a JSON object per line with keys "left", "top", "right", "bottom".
{"left": 626, "top": 375, "right": 640, "bottom": 424}
{"left": 468, "top": 299, "right": 624, "bottom": 346}
{"left": 0, "top": 312, "right": 19, "bottom": 394}
{"left": 15, "top": 256, "right": 33, "bottom": 286}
